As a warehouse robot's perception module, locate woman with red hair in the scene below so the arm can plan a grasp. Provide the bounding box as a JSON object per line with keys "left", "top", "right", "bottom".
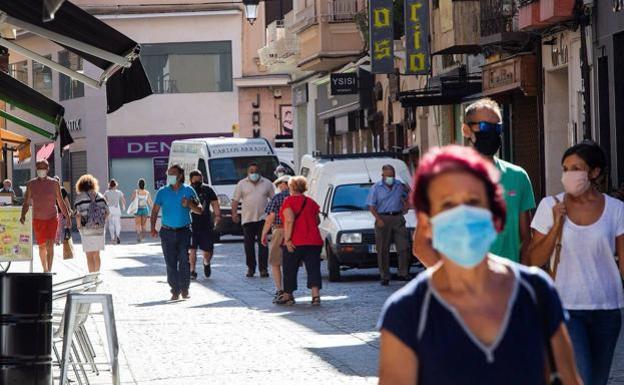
{"left": 377, "top": 146, "right": 580, "bottom": 385}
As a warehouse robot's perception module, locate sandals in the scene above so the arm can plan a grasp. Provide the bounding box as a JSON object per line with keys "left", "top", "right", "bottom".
{"left": 275, "top": 293, "right": 295, "bottom": 306}
{"left": 311, "top": 296, "right": 321, "bottom": 307}
{"left": 272, "top": 290, "right": 284, "bottom": 304}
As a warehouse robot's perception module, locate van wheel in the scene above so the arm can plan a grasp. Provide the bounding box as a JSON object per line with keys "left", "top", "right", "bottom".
{"left": 326, "top": 242, "right": 341, "bottom": 282}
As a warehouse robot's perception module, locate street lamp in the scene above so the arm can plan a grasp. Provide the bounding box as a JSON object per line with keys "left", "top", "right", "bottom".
{"left": 242, "top": 0, "right": 260, "bottom": 24}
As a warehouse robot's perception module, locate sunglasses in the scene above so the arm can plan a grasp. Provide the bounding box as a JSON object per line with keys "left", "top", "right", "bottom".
{"left": 465, "top": 121, "right": 502, "bottom": 135}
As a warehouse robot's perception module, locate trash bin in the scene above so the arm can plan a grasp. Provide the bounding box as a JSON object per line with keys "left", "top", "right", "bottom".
{"left": 0, "top": 273, "right": 53, "bottom": 385}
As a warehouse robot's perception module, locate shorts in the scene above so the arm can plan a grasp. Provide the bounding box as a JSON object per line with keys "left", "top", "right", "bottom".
{"left": 33, "top": 218, "right": 58, "bottom": 245}
{"left": 135, "top": 207, "right": 149, "bottom": 217}
{"left": 269, "top": 227, "right": 284, "bottom": 266}
{"left": 190, "top": 226, "right": 214, "bottom": 252}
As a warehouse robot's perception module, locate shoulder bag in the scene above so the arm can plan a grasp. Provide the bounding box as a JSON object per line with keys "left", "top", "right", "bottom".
{"left": 548, "top": 196, "right": 565, "bottom": 280}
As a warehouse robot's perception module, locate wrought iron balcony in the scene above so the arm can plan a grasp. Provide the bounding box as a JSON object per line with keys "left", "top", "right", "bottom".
{"left": 480, "top": 0, "right": 530, "bottom": 48}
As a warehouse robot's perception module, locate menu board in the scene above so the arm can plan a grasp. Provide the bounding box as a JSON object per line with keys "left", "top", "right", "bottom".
{"left": 0, "top": 207, "right": 32, "bottom": 262}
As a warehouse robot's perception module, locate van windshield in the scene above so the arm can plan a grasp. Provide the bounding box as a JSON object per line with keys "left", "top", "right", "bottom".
{"left": 209, "top": 156, "right": 279, "bottom": 185}
{"left": 331, "top": 184, "right": 372, "bottom": 212}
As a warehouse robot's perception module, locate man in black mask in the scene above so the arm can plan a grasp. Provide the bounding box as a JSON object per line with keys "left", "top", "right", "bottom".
{"left": 188, "top": 169, "right": 221, "bottom": 279}
{"left": 413, "top": 98, "right": 535, "bottom": 267}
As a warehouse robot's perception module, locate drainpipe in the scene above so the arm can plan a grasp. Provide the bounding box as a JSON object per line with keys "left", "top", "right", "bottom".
{"left": 576, "top": 0, "right": 592, "bottom": 140}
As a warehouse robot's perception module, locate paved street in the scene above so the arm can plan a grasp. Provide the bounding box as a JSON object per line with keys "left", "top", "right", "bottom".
{"left": 14, "top": 233, "right": 624, "bottom": 384}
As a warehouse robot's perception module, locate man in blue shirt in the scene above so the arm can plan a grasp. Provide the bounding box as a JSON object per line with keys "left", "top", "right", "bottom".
{"left": 367, "top": 165, "right": 410, "bottom": 286}
{"left": 150, "top": 164, "right": 202, "bottom": 301}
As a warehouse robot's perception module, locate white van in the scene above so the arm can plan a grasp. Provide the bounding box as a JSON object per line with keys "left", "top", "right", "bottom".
{"left": 300, "top": 154, "right": 419, "bottom": 281}
{"left": 168, "top": 137, "right": 279, "bottom": 236}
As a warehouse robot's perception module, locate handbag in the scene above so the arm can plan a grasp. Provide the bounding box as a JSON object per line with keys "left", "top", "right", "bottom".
{"left": 63, "top": 229, "right": 74, "bottom": 260}
{"left": 548, "top": 196, "right": 565, "bottom": 280}
{"left": 127, "top": 190, "right": 139, "bottom": 215}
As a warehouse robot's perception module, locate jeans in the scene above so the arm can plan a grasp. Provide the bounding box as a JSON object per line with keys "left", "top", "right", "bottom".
{"left": 567, "top": 309, "right": 622, "bottom": 385}
{"left": 160, "top": 227, "right": 192, "bottom": 294}
{"left": 283, "top": 245, "right": 322, "bottom": 294}
{"left": 243, "top": 220, "right": 268, "bottom": 272}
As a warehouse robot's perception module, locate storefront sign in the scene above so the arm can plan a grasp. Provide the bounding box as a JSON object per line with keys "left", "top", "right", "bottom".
{"left": 67, "top": 118, "right": 82, "bottom": 132}
{"left": 482, "top": 54, "right": 537, "bottom": 97}
{"left": 550, "top": 33, "right": 569, "bottom": 68}
{"left": 369, "top": 0, "right": 394, "bottom": 74}
{"left": 330, "top": 73, "right": 358, "bottom": 95}
{"left": 405, "top": 0, "right": 431, "bottom": 75}
{"left": 153, "top": 157, "right": 169, "bottom": 190}
{"left": 108, "top": 134, "right": 228, "bottom": 159}
{"left": 292, "top": 83, "right": 308, "bottom": 106}
{"left": 0, "top": 207, "right": 32, "bottom": 262}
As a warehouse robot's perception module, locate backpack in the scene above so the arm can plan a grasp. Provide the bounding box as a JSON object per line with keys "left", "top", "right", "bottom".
{"left": 85, "top": 192, "right": 107, "bottom": 229}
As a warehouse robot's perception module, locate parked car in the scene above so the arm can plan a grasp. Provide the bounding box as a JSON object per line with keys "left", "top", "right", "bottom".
{"left": 168, "top": 137, "right": 279, "bottom": 237}
{"left": 300, "top": 153, "right": 419, "bottom": 282}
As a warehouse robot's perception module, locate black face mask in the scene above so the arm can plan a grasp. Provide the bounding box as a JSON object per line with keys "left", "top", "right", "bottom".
{"left": 473, "top": 131, "right": 502, "bottom": 156}
{"left": 192, "top": 182, "right": 202, "bottom": 189}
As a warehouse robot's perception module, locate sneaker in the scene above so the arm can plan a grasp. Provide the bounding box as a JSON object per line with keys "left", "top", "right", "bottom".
{"left": 190, "top": 271, "right": 197, "bottom": 280}
{"left": 181, "top": 289, "right": 190, "bottom": 299}
{"left": 260, "top": 270, "right": 269, "bottom": 278}
{"left": 204, "top": 263, "right": 211, "bottom": 278}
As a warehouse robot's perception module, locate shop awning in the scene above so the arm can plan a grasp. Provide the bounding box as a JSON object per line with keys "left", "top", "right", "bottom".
{"left": 1, "top": 129, "right": 29, "bottom": 146}
{"left": 399, "top": 72, "right": 482, "bottom": 108}
{"left": 0, "top": 70, "right": 73, "bottom": 147}
{"left": 0, "top": 0, "right": 152, "bottom": 113}
{"left": 35, "top": 142, "right": 54, "bottom": 161}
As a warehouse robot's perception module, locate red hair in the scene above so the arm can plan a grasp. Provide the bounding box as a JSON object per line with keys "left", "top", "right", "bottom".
{"left": 411, "top": 146, "right": 507, "bottom": 232}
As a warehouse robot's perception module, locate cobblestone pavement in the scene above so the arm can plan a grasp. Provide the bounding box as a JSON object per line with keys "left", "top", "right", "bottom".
{"left": 15, "top": 233, "right": 624, "bottom": 384}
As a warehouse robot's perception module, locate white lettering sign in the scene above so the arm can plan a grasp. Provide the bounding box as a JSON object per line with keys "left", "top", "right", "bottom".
{"left": 67, "top": 118, "right": 81, "bottom": 132}
{"left": 210, "top": 144, "right": 270, "bottom": 155}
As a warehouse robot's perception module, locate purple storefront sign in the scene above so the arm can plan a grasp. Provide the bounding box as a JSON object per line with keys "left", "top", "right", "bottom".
{"left": 108, "top": 133, "right": 231, "bottom": 159}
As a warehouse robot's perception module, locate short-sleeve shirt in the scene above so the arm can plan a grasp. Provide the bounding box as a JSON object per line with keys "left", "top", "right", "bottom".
{"left": 154, "top": 184, "right": 198, "bottom": 228}
{"left": 279, "top": 195, "right": 323, "bottom": 246}
{"left": 191, "top": 184, "right": 218, "bottom": 228}
{"left": 232, "top": 177, "right": 275, "bottom": 225}
{"left": 366, "top": 180, "right": 408, "bottom": 214}
{"left": 265, "top": 190, "right": 289, "bottom": 226}
{"left": 378, "top": 258, "right": 566, "bottom": 385}
{"left": 104, "top": 189, "right": 123, "bottom": 208}
{"left": 531, "top": 193, "right": 624, "bottom": 310}
{"left": 490, "top": 158, "right": 536, "bottom": 262}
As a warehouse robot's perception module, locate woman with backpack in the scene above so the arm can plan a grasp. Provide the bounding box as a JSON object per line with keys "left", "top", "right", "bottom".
{"left": 529, "top": 141, "right": 624, "bottom": 385}
{"left": 74, "top": 174, "right": 109, "bottom": 272}
{"left": 275, "top": 176, "right": 323, "bottom": 306}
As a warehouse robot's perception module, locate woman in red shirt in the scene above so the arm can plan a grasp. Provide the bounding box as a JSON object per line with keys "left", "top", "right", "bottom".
{"left": 276, "top": 176, "right": 323, "bottom": 306}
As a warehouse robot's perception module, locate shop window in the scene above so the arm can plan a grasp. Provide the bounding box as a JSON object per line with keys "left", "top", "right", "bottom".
{"left": 33, "top": 56, "right": 53, "bottom": 99}
{"left": 59, "top": 50, "right": 85, "bottom": 101}
{"left": 110, "top": 158, "right": 157, "bottom": 208}
{"left": 9, "top": 61, "right": 28, "bottom": 110}
{"left": 141, "top": 41, "right": 233, "bottom": 93}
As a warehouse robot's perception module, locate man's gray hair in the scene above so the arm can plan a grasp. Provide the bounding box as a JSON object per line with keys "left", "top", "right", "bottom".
{"left": 464, "top": 98, "right": 502, "bottom": 123}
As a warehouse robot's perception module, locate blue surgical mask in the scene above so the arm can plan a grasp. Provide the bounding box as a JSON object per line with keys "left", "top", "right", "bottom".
{"left": 249, "top": 173, "right": 260, "bottom": 182}
{"left": 167, "top": 175, "right": 178, "bottom": 186}
{"left": 430, "top": 205, "right": 497, "bottom": 268}
{"left": 384, "top": 177, "right": 394, "bottom": 185}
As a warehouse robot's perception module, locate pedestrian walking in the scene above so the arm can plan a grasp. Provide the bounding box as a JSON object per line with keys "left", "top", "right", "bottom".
{"left": 53, "top": 176, "right": 72, "bottom": 246}
{"left": 378, "top": 145, "right": 581, "bottom": 385}
{"left": 188, "top": 169, "right": 221, "bottom": 280}
{"left": 104, "top": 179, "right": 126, "bottom": 244}
{"left": 261, "top": 175, "right": 290, "bottom": 302}
{"left": 129, "top": 179, "right": 152, "bottom": 243}
{"left": 414, "top": 98, "right": 535, "bottom": 265}
{"left": 529, "top": 141, "right": 624, "bottom": 385}
{"left": 150, "top": 165, "right": 202, "bottom": 301}
{"left": 232, "top": 162, "right": 275, "bottom": 278}
{"left": 20, "top": 160, "right": 72, "bottom": 272}
{"left": 275, "top": 176, "right": 323, "bottom": 306}
{"left": 367, "top": 165, "right": 411, "bottom": 286}
{"left": 74, "top": 174, "right": 109, "bottom": 273}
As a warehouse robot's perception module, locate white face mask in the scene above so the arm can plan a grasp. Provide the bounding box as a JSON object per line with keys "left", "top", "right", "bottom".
{"left": 36, "top": 170, "right": 47, "bottom": 179}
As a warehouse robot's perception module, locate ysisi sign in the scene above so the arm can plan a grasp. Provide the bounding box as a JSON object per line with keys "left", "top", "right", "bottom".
{"left": 330, "top": 73, "right": 358, "bottom": 95}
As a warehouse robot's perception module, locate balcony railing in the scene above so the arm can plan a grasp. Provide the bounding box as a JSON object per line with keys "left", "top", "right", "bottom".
{"left": 288, "top": 3, "right": 317, "bottom": 32}
{"left": 480, "top": 0, "right": 518, "bottom": 37}
{"left": 328, "top": 0, "right": 360, "bottom": 22}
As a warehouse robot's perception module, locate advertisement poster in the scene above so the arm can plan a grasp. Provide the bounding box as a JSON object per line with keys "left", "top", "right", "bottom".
{"left": 153, "top": 157, "right": 169, "bottom": 190}
{"left": 0, "top": 207, "right": 32, "bottom": 262}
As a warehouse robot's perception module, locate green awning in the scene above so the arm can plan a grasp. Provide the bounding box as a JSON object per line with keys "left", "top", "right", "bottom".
{"left": 0, "top": 70, "right": 73, "bottom": 147}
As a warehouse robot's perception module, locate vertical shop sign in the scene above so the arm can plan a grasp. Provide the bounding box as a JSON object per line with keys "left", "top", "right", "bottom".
{"left": 404, "top": 0, "right": 430, "bottom": 75}
{"left": 153, "top": 157, "right": 169, "bottom": 190}
{"left": 369, "top": 0, "right": 394, "bottom": 74}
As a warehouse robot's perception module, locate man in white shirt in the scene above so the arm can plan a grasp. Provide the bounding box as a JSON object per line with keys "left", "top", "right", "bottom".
{"left": 232, "top": 163, "right": 275, "bottom": 277}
